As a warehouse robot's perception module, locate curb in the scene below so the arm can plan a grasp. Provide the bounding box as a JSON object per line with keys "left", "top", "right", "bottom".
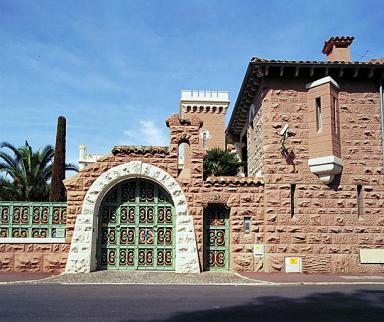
{"left": 234, "top": 272, "right": 276, "bottom": 285}
{"left": 2, "top": 280, "right": 384, "bottom": 286}
{"left": 1, "top": 271, "right": 384, "bottom": 286}
{"left": 56, "top": 281, "right": 384, "bottom": 286}
{"left": 0, "top": 276, "right": 57, "bottom": 285}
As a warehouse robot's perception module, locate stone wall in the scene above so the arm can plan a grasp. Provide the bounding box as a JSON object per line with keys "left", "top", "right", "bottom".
{"left": 183, "top": 178, "right": 264, "bottom": 271}
{"left": 0, "top": 243, "right": 68, "bottom": 273}
{"left": 247, "top": 99, "right": 264, "bottom": 177}
{"left": 250, "top": 77, "right": 384, "bottom": 273}
{"left": 63, "top": 114, "right": 266, "bottom": 273}
{"left": 65, "top": 157, "right": 266, "bottom": 273}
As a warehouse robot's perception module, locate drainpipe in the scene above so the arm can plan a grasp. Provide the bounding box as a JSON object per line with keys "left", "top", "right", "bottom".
{"left": 380, "top": 79, "right": 384, "bottom": 165}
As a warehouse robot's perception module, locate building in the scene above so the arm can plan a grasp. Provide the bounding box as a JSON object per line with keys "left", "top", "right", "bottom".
{"left": 226, "top": 36, "right": 384, "bottom": 273}
{"left": 0, "top": 36, "right": 383, "bottom": 274}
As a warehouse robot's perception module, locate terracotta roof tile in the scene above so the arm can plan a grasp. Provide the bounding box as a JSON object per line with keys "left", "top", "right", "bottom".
{"left": 322, "top": 36, "right": 355, "bottom": 54}
{"left": 251, "top": 57, "right": 384, "bottom": 65}
{"left": 112, "top": 145, "right": 169, "bottom": 155}
{"left": 205, "top": 176, "right": 264, "bottom": 186}
{"left": 368, "top": 58, "right": 384, "bottom": 63}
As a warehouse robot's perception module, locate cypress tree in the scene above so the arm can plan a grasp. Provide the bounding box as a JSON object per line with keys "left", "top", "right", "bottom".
{"left": 49, "top": 116, "right": 66, "bottom": 201}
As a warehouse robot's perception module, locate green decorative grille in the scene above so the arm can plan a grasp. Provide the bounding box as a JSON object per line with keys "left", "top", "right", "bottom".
{"left": 0, "top": 202, "right": 67, "bottom": 238}
{"left": 97, "top": 179, "right": 175, "bottom": 270}
{"left": 204, "top": 205, "right": 229, "bottom": 271}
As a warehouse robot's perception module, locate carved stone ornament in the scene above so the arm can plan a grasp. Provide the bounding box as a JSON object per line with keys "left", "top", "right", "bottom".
{"left": 201, "top": 193, "right": 230, "bottom": 208}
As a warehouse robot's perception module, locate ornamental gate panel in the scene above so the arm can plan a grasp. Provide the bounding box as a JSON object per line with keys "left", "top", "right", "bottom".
{"left": 204, "top": 205, "right": 229, "bottom": 271}
{"left": 0, "top": 202, "right": 67, "bottom": 238}
{"left": 97, "top": 179, "right": 175, "bottom": 270}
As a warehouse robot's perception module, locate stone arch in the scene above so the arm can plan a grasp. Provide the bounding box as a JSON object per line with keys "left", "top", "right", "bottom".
{"left": 65, "top": 161, "right": 200, "bottom": 274}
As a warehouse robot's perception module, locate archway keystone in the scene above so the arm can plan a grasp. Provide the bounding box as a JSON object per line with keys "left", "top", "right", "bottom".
{"left": 65, "top": 161, "right": 200, "bottom": 273}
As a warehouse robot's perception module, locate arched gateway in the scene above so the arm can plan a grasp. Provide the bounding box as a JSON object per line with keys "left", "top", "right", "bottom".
{"left": 65, "top": 161, "right": 200, "bottom": 273}
{"left": 97, "top": 178, "right": 175, "bottom": 270}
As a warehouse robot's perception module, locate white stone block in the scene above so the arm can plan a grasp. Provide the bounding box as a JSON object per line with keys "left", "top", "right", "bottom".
{"left": 76, "top": 214, "right": 93, "bottom": 225}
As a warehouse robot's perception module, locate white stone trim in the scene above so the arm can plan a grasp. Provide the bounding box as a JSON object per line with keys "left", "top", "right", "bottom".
{"left": 308, "top": 155, "right": 343, "bottom": 167}
{"left": 306, "top": 76, "right": 340, "bottom": 90}
{"left": 65, "top": 161, "right": 200, "bottom": 274}
{"left": 78, "top": 144, "right": 105, "bottom": 170}
{"left": 181, "top": 90, "right": 229, "bottom": 102}
{"left": 360, "top": 249, "right": 384, "bottom": 263}
{"left": 308, "top": 155, "right": 343, "bottom": 184}
{"left": 0, "top": 238, "right": 66, "bottom": 244}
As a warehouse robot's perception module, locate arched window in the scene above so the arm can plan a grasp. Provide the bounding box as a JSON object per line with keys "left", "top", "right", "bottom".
{"left": 200, "top": 130, "right": 210, "bottom": 150}
{"left": 178, "top": 141, "right": 191, "bottom": 178}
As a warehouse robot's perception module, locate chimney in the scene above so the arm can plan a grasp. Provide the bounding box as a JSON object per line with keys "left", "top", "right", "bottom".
{"left": 322, "top": 36, "right": 354, "bottom": 62}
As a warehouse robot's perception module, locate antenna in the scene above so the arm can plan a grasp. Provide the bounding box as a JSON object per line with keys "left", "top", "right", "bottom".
{"left": 359, "top": 50, "right": 370, "bottom": 60}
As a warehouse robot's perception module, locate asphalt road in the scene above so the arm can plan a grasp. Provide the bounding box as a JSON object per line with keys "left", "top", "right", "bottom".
{"left": 0, "top": 284, "right": 383, "bottom": 322}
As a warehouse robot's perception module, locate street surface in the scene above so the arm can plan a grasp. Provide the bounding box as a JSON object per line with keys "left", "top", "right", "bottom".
{"left": 0, "top": 284, "right": 383, "bottom": 322}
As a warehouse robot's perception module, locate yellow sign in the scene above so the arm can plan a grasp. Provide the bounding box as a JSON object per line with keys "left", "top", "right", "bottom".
{"left": 290, "top": 258, "right": 298, "bottom": 265}
{"left": 253, "top": 244, "right": 264, "bottom": 257}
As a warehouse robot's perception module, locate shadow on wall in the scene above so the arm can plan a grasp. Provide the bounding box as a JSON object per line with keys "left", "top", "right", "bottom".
{"left": 149, "top": 289, "right": 384, "bottom": 322}
{"left": 329, "top": 172, "right": 342, "bottom": 190}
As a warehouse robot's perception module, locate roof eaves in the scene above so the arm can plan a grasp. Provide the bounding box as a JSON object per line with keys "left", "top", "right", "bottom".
{"left": 250, "top": 58, "right": 384, "bottom": 66}
{"left": 226, "top": 62, "right": 262, "bottom": 137}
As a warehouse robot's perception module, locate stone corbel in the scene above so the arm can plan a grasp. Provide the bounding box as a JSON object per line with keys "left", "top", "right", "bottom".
{"left": 308, "top": 156, "right": 343, "bottom": 184}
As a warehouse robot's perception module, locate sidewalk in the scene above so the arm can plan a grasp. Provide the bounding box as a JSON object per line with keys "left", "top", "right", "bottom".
{"left": 1, "top": 271, "right": 384, "bottom": 285}
{"left": 238, "top": 272, "right": 384, "bottom": 285}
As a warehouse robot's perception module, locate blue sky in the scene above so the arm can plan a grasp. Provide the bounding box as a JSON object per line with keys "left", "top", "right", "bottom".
{"left": 1, "top": 0, "right": 383, "bottom": 165}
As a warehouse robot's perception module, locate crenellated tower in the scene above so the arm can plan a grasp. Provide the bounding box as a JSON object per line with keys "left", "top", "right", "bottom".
{"left": 180, "top": 90, "right": 229, "bottom": 150}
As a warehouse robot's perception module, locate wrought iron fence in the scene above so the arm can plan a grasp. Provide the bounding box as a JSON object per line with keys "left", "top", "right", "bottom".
{"left": 0, "top": 202, "right": 67, "bottom": 239}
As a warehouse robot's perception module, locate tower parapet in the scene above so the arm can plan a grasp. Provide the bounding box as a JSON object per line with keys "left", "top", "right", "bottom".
{"left": 180, "top": 90, "right": 229, "bottom": 149}
{"left": 180, "top": 90, "right": 229, "bottom": 114}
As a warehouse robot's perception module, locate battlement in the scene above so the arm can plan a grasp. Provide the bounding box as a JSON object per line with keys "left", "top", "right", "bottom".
{"left": 180, "top": 90, "right": 230, "bottom": 117}
{"left": 180, "top": 90, "right": 229, "bottom": 102}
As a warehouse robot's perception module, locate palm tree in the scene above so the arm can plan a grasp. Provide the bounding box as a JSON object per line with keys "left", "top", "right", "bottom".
{"left": 0, "top": 141, "right": 77, "bottom": 201}
{"left": 203, "top": 148, "right": 242, "bottom": 179}
{"left": 0, "top": 177, "right": 17, "bottom": 201}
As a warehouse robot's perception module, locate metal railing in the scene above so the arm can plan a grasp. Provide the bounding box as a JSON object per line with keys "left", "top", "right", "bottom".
{"left": 0, "top": 202, "right": 67, "bottom": 239}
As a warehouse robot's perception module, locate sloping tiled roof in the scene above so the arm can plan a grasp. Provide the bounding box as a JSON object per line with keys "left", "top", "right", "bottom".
{"left": 112, "top": 145, "right": 169, "bottom": 155}
{"left": 322, "top": 36, "right": 355, "bottom": 54}
{"left": 251, "top": 57, "right": 384, "bottom": 65}
{"left": 368, "top": 58, "right": 384, "bottom": 64}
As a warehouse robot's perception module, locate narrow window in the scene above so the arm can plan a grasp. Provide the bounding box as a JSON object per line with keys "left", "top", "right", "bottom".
{"left": 316, "top": 97, "right": 322, "bottom": 131}
{"left": 333, "top": 96, "right": 338, "bottom": 134}
{"left": 202, "top": 131, "right": 209, "bottom": 150}
{"left": 203, "top": 132, "right": 207, "bottom": 149}
{"left": 178, "top": 142, "right": 191, "bottom": 178}
{"left": 290, "top": 184, "right": 296, "bottom": 218}
{"left": 357, "top": 185, "right": 363, "bottom": 218}
{"left": 178, "top": 143, "right": 185, "bottom": 170}
{"left": 241, "top": 133, "right": 248, "bottom": 176}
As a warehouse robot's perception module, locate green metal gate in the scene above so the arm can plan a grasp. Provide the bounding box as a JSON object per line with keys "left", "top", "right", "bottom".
{"left": 97, "top": 179, "right": 175, "bottom": 270}
{"left": 204, "top": 205, "right": 229, "bottom": 271}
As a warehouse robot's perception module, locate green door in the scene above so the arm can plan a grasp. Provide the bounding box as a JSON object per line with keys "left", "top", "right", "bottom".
{"left": 97, "top": 179, "right": 175, "bottom": 270}
{"left": 204, "top": 205, "right": 229, "bottom": 271}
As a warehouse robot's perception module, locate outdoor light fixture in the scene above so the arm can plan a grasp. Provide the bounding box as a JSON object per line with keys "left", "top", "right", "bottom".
{"left": 243, "top": 217, "right": 251, "bottom": 234}
{"left": 279, "top": 123, "right": 290, "bottom": 157}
